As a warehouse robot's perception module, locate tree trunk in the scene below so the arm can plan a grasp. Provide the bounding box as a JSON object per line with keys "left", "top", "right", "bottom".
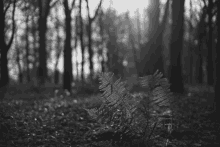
{"left": 207, "top": 0, "right": 214, "bottom": 86}
{"left": 15, "top": 33, "right": 23, "bottom": 83}
{"left": 213, "top": 0, "right": 220, "bottom": 120}
{"left": 189, "top": 0, "right": 193, "bottom": 84}
{"left": 195, "top": 6, "right": 207, "bottom": 84}
{"left": 85, "top": 0, "right": 102, "bottom": 78}
{"left": 54, "top": 69, "right": 59, "bottom": 84}
{"left": 17, "top": 52, "right": 23, "bottom": 84}
{"left": 169, "top": 0, "right": 185, "bottom": 93}
{"left": 38, "top": 0, "right": 50, "bottom": 85}
{"left": 0, "top": 50, "right": 9, "bottom": 86}
{"left": 25, "top": 14, "right": 30, "bottom": 82}
{"left": 98, "top": 11, "right": 105, "bottom": 73}
{"left": 0, "top": 0, "right": 16, "bottom": 89}
{"left": 79, "top": 0, "right": 85, "bottom": 82}
{"left": 31, "top": 14, "right": 38, "bottom": 73}
{"left": 197, "top": 52, "right": 203, "bottom": 84}
{"left": 53, "top": 7, "right": 62, "bottom": 84}
{"left": 38, "top": 16, "right": 47, "bottom": 85}
{"left": 87, "top": 22, "right": 94, "bottom": 78}
{"left": 63, "top": 0, "right": 73, "bottom": 92}
{"left": 74, "top": 15, "right": 79, "bottom": 81}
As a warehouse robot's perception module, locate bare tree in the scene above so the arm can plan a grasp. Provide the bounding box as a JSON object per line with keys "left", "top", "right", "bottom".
{"left": 85, "top": 0, "right": 103, "bottom": 78}
{"left": 15, "top": 31, "right": 23, "bottom": 83}
{"left": 207, "top": 0, "right": 215, "bottom": 85}
{"left": 0, "top": 0, "right": 16, "bottom": 88}
{"left": 169, "top": 0, "right": 185, "bottom": 93}
{"left": 31, "top": 9, "right": 38, "bottom": 75}
{"left": 188, "top": 0, "right": 193, "bottom": 84}
{"left": 54, "top": 6, "right": 63, "bottom": 85}
{"left": 195, "top": 5, "right": 207, "bottom": 84}
{"left": 74, "top": 15, "right": 79, "bottom": 80}
{"left": 97, "top": 9, "right": 106, "bottom": 73}
{"left": 63, "top": 0, "right": 76, "bottom": 92}
{"left": 79, "top": 0, "right": 85, "bottom": 82}
{"left": 38, "top": 0, "right": 58, "bottom": 85}
{"left": 214, "top": 0, "right": 220, "bottom": 120}
{"left": 24, "top": 1, "right": 31, "bottom": 82}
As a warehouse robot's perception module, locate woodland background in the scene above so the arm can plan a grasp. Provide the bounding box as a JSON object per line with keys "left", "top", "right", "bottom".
{"left": 0, "top": 0, "right": 220, "bottom": 146}
{"left": 0, "top": 0, "right": 220, "bottom": 114}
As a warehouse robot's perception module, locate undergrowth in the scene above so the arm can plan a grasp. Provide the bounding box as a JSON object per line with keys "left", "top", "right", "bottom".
{"left": 0, "top": 72, "right": 219, "bottom": 147}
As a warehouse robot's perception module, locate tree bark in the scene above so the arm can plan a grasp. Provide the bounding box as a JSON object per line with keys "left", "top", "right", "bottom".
{"left": 169, "top": 0, "right": 185, "bottom": 94}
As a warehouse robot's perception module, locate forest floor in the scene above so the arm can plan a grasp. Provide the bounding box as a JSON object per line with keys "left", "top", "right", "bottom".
{"left": 0, "top": 84, "right": 219, "bottom": 147}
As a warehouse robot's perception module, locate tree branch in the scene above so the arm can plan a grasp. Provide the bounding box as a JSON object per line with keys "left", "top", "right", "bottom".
{"left": 91, "top": 0, "right": 103, "bottom": 22}
{"left": 85, "top": 0, "right": 91, "bottom": 18}
{"left": 3, "top": 0, "right": 11, "bottom": 15}
{"left": 202, "top": 0, "right": 207, "bottom": 8}
{"left": 50, "top": 0, "right": 60, "bottom": 8}
{"left": 6, "top": 0, "right": 16, "bottom": 51}
{"left": 70, "top": 0, "right": 76, "bottom": 11}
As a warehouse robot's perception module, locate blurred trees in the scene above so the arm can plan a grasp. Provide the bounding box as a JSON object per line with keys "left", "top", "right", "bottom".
{"left": 100, "top": 8, "right": 128, "bottom": 78}
{"left": 139, "top": 0, "right": 170, "bottom": 76}
{"left": 0, "top": 0, "right": 219, "bottom": 96}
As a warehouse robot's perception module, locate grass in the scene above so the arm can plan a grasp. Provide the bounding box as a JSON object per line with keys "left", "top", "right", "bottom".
{"left": 0, "top": 84, "right": 219, "bottom": 147}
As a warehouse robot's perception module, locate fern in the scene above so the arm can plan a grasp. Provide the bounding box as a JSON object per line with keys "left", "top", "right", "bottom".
{"left": 84, "top": 70, "right": 173, "bottom": 146}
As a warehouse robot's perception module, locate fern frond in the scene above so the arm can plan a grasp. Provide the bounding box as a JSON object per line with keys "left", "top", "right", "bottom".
{"left": 98, "top": 72, "right": 137, "bottom": 121}
{"left": 139, "top": 70, "right": 172, "bottom": 113}
{"left": 85, "top": 70, "right": 173, "bottom": 146}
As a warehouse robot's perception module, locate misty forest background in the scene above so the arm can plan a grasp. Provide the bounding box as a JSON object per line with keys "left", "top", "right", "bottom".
{"left": 0, "top": 0, "right": 220, "bottom": 121}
